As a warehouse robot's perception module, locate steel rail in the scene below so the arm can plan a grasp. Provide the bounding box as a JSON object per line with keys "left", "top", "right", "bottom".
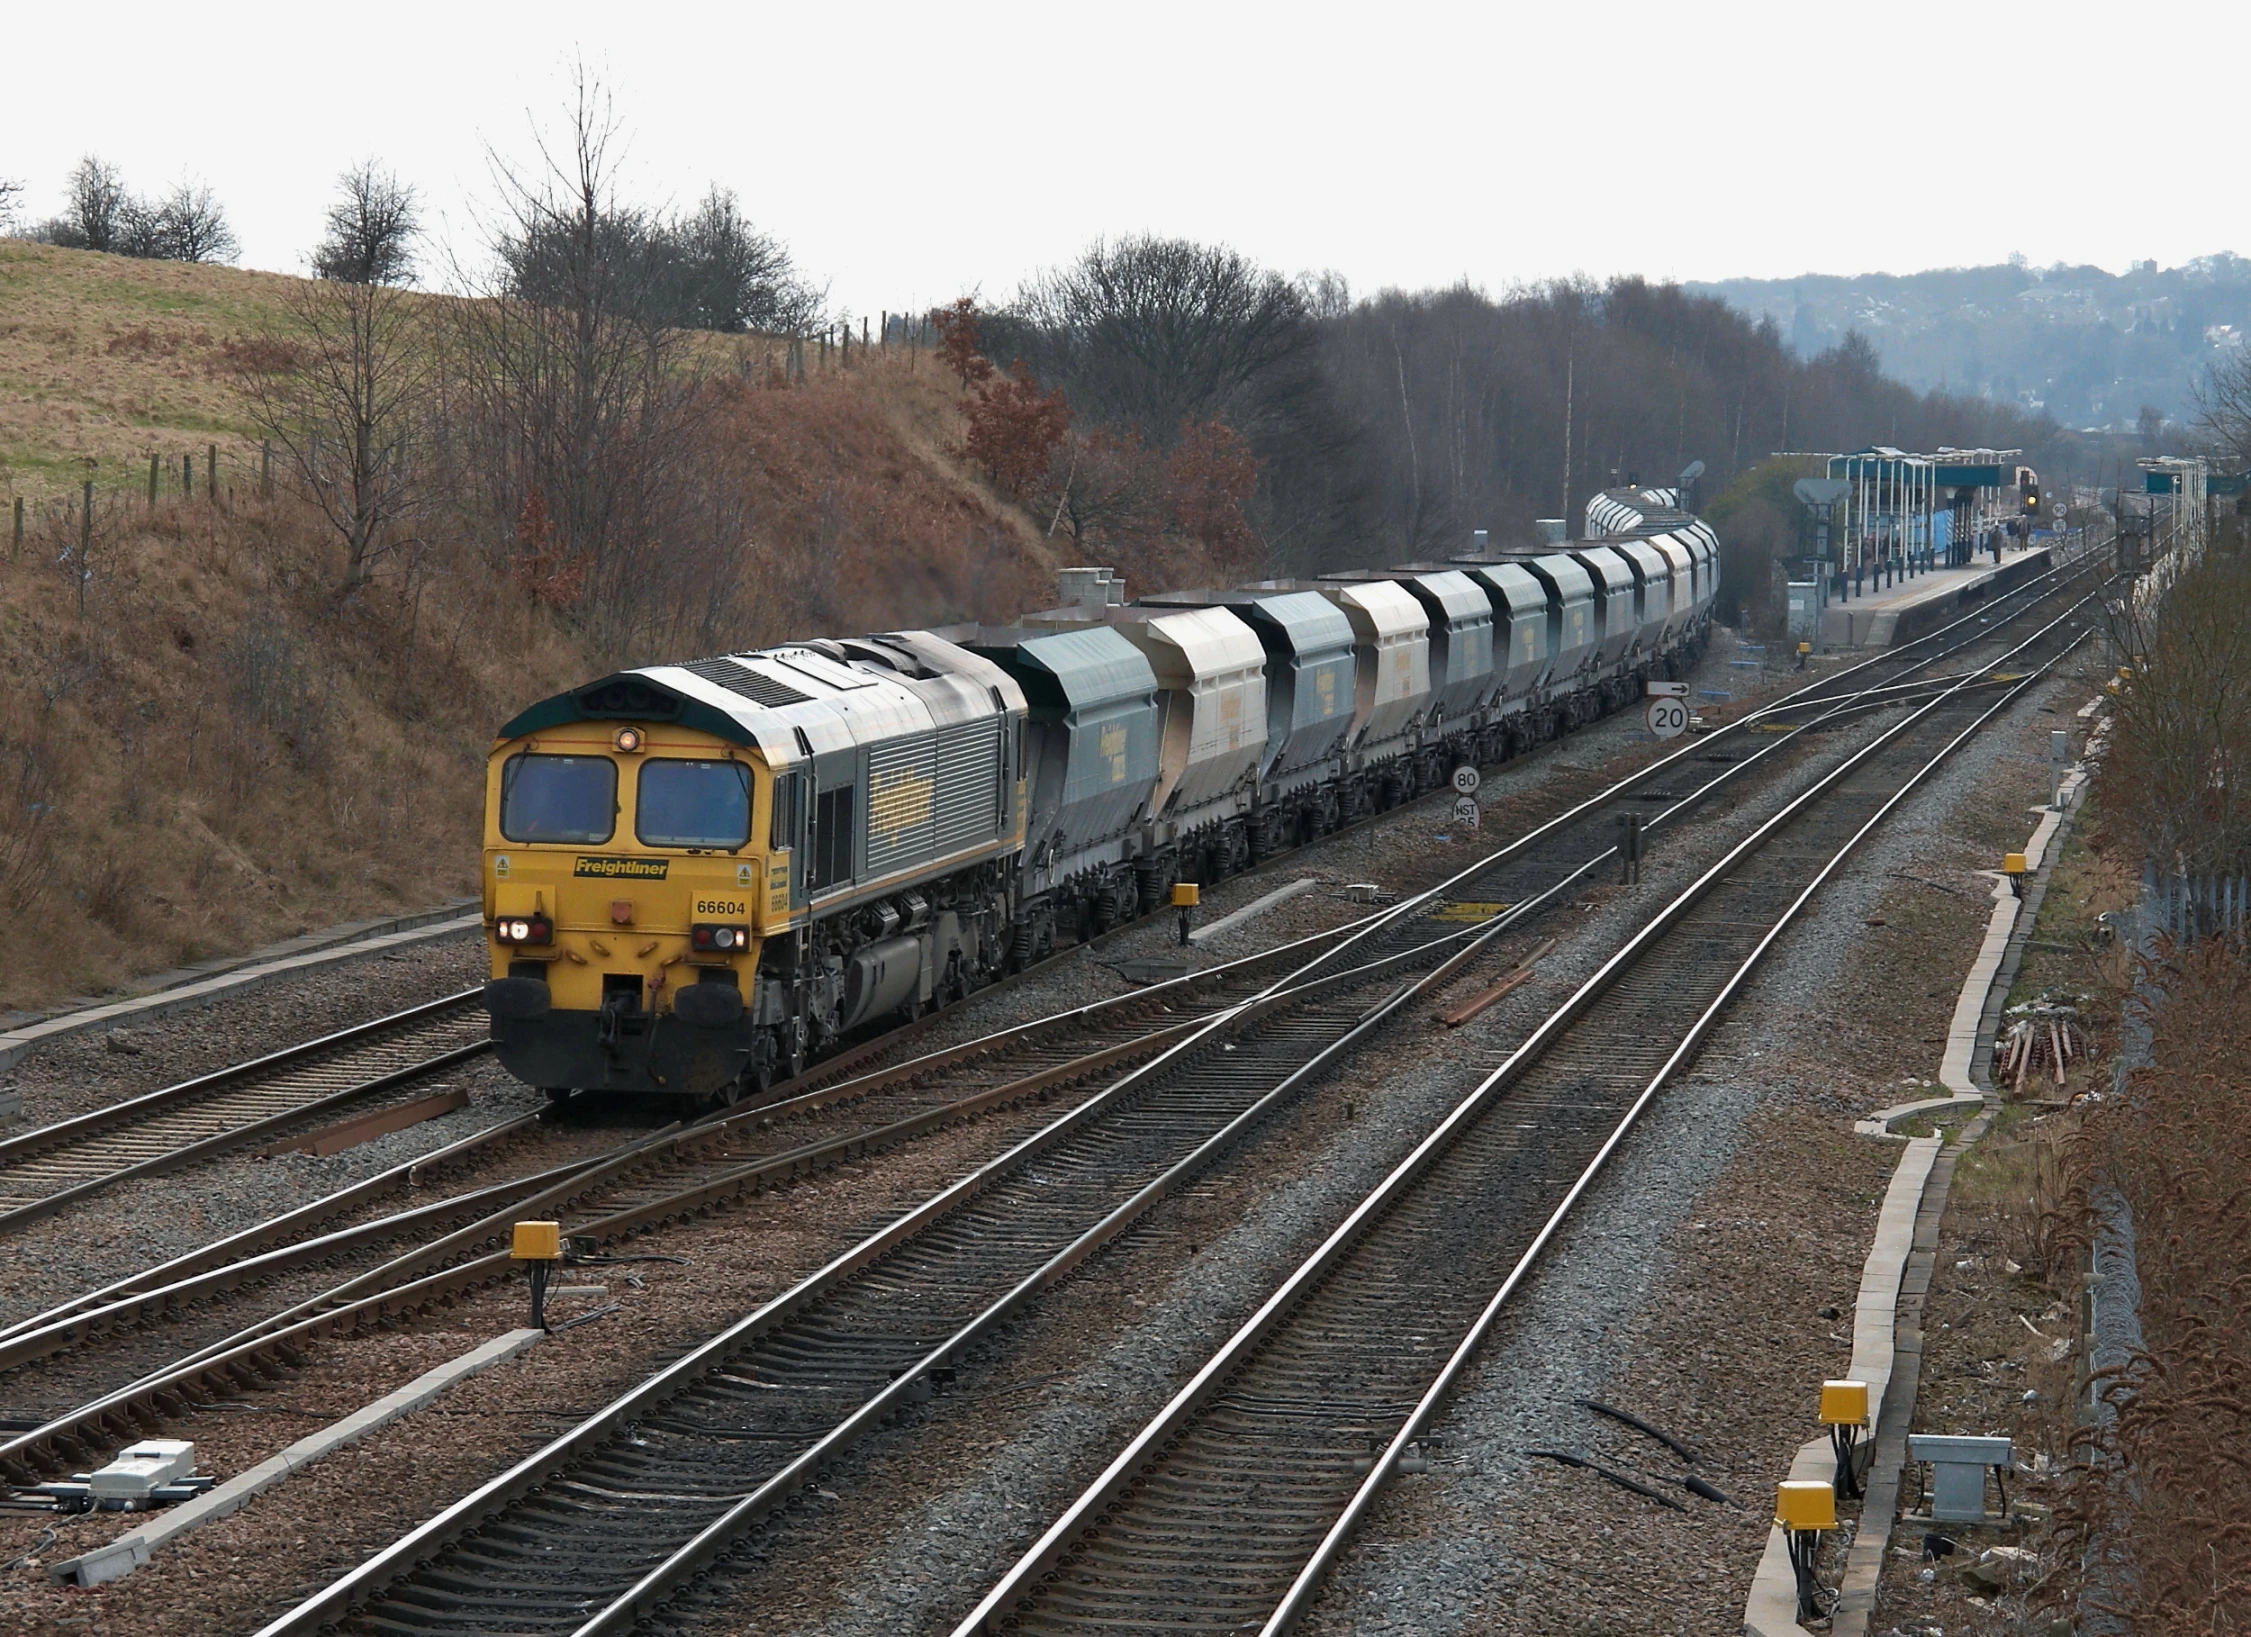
{"left": 0, "top": 992, "right": 492, "bottom": 1231}
{"left": 0, "top": 1114, "right": 546, "bottom": 1351}
{"left": 0, "top": 991, "right": 482, "bottom": 1169}
{"left": 0, "top": 907, "right": 1416, "bottom": 1458}
{"left": 249, "top": 907, "right": 1540, "bottom": 1637}
{"left": 0, "top": 1000, "right": 1234, "bottom": 1484}
{"left": 1255, "top": 634, "right": 2096, "bottom": 1637}
{"left": 949, "top": 618, "right": 2092, "bottom": 1636}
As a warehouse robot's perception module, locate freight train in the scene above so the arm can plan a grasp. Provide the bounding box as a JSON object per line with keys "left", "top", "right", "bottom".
{"left": 480, "top": 494, "right": 1720, "bottom": 1106}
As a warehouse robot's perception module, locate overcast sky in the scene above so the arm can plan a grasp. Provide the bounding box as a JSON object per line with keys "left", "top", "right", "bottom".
{"left": 7, "top": 0, "right": 2242, "bottom": 321}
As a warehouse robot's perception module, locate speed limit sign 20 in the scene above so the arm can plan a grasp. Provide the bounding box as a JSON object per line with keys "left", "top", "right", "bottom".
{"left": 1645, "top": 696, "right": 1689, "bottom": 739}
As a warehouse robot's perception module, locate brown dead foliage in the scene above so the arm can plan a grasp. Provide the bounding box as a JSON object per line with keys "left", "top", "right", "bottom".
{"left": 2052, "top": 939, "right": 2251, "bottom": 1633}
{"left": 0, "top": 489, "right": 587, "bottom": 1008}
{"left": 212, "top": 333, "right": 305, "bottom": 376}
{"left": 695, "top": 368, "right": 1050, "bottom": 644}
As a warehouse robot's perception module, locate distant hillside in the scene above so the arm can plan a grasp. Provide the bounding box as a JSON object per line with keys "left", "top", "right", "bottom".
{"left": 1687, "top": 255, "right": 2251, "bottom": 433}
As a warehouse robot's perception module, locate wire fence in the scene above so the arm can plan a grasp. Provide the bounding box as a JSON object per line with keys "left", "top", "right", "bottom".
{"left": 2141, "top": 861, "right": 2251, "bottom": 945}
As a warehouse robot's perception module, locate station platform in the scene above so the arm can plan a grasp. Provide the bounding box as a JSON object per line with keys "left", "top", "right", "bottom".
{"left": 1820, "top": 543, "right": 2051, "bottom": 650}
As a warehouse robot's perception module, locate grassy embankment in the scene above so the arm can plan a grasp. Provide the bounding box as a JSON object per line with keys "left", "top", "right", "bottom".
{"left": 0, "top": 239, "right": 1057, "bottom": 1010}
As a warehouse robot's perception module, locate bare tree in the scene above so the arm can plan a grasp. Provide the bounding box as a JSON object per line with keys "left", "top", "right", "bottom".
{"left": 445, "top": 66, "right": 711, "bottom": 653}
{"left": 236, "top": 278, "right": 430, "bottom": 596}
{"left": 666, "top": 185, "right": 821, "bottom": 335}
{"left": 146, "top": 181, "right": 238, "bottom": 262}
{"left": 2192, "top": 348, "right": 2251, "bottom": 468}
{"left": 314, "top": 163, "right": 420, "bottom": 285}
{"left": 0, "top": 176, "right": 22, "bottom": 233}
{"left": 498, "top": 178, "right": 820, "bottom": 337}
{"left": 2102, "top": 546, "right": 2251, "bottom": 874}
{"left": 40, "top": 157, "right": 127, "bottom": 251}
{"left": 38, "top": 162, "right": 235, "bottom": 262}
{"left": 1005, "top": 236, "right": 1318, "bottom": 437}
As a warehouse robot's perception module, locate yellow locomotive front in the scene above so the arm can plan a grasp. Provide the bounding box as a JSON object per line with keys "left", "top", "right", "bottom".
{"left": 481, "top": 717, "right": 789, "bottom": 1103}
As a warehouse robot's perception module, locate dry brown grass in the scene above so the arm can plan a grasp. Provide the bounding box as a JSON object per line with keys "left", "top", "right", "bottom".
{"left": 0, "top": 486, "right": 592, "bottom": 1007}
{"left": 0, "top": 238, "right": 318, "bottom": 498}
{"left": 2050, "top": 939, "right": 2251, "bottom": 1633}
{"left": 698, "top": 357, "right": 1060, "bottom": 642}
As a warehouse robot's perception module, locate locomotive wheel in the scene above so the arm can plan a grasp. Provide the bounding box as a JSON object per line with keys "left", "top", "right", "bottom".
{"left": 541, "top": 1087, "right": 576, "bottom": 1108}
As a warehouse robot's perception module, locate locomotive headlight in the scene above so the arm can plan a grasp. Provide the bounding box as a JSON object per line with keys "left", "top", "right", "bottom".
{"left": 690, "top": 923, "right": 750, "bottom": 953}
{"left": 496, "top": 913, "right": 553, "bottom": 947}
{"left": 614, "top": 727, "right": 644, "bottom": 753}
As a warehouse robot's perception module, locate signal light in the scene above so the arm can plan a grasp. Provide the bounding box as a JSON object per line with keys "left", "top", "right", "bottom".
{"left": 691, "top": 923, "right": 750, "bottom": 953}
{"left": 496, "top": 913, "right": 553, "bottom": 946}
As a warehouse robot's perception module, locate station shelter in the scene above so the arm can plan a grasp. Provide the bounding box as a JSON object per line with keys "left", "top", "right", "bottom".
{"left": 1823, "top": 447, "right": 2032, "bottom": 598}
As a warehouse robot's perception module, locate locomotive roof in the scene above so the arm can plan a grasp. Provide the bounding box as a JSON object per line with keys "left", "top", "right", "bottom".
{"left": 496, "top": 633, "right": 1024, "bottom": 767}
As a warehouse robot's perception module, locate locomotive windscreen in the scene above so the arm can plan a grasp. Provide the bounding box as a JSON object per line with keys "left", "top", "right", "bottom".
{"left": 500, "top": 754, "right": 617, "bottom": 844}
{"left": 636, "top": 759, "right": 753, "bottom": 848}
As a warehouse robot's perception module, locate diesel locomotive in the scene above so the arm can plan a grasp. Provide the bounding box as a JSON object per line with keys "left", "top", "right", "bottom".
{"left": 480, "top": 493, "right": 1720, "bottom": 1107}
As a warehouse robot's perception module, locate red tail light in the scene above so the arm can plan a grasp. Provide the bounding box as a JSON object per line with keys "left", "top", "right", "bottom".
{"left": 690, "top": 923, "right": 750, "bottom": 952}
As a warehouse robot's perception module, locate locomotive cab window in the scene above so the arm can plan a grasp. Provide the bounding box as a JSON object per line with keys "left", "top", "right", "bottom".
{"left": 636, "top": 759, "right": 752, "bottom": 849}
{"left": 499, "top": 754, "right": 617, "bottom": 844}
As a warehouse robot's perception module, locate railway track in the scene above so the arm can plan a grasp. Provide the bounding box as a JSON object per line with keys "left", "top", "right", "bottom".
{"left": 0, "top": 536, "right": 2086, "bottom": 1261}
{"left": 0, "top": 932, "right": 1366, "bottom": 1478}
{"left": 0, "top": 541, "right": 2103, "bottom": 1610}
{"left": 238, "top": 555, "right": 2106, "bottom": 1637}
{"left": 0, "top": 994, "right": 491, "bottom": 1232}
{"left": 951, "top": 627, "right": 2094, "bottom": 1636}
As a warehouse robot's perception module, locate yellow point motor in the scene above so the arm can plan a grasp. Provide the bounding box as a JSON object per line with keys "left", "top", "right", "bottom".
{"left": 1170, "top": 880, "right": 1200, "bottom": 945}
{"left": 511, "top": 1220, "right": 563, "bottom": 1329}
{"left": 1775, "top": 1479, "right": 1837, "bottom": 1531}
{"left": 1777, "top": 1479, "right": 1837, "bottom": 1621}
{"left": 1821, "top": 1379, "right": 1870, "bottom": 1499}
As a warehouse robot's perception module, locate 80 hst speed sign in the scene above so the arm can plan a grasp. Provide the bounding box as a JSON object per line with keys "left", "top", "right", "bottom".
{"left": 1645, "top": 696, "right": 1690, "bottom": 739}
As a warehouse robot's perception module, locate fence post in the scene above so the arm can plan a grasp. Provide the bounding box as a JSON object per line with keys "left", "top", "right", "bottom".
{"left": 261, "top": 440, "right": 272, "bottom": 497}
{"left": 183, "top": 453, "right": 193, "bottom": 499}
{"left": 148, "top": 453, "right": 159, "bottom": 507}
{"left": 79, "top": 481, "right": 92, "bottom": 614}
{"left": 11, "top": 496, "right": 20, "bottom": 558}
{"left": 208, "top": 442, "right": 218, "bottom": 504}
